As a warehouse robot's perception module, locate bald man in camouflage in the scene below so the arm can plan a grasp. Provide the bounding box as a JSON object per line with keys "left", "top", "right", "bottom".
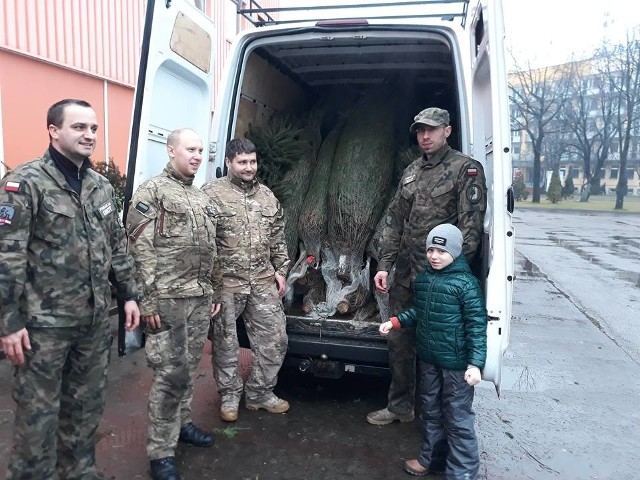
{"left": 0, "top": 98, "right": 140, "bottom": 480}
{"left": 126, "top": 128, "right": 222, "bottom": 480}
{"left": 368, "top": 108, "right": 486, "bottom": 442}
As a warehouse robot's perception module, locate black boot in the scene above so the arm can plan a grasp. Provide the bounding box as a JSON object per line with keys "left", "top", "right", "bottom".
{"left": 150, "top": 457, "right": 180, "bottom": 480}
{"left": 178, "top": 422, "right": 215, "bottom": 447}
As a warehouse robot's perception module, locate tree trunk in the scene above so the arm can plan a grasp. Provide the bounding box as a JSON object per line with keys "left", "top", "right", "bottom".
{"left": 615, "top": 173, "right": 627, "bottom": 210}
{"left": 532, "top": 154, "right": 542, "bottom": 203}
{"left": 579, "top": 183, "right": 591, "bottom": 202}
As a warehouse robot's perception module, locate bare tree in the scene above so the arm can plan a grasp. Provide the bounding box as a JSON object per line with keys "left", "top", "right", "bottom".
{"left": 600, "top": 29, "right": 640, "bottom": 209}
{"left": 509, "top": 62, "right": 572, "bottom": 202}
{"left": 562, "top": 57, "right": 618, "bottom": 201}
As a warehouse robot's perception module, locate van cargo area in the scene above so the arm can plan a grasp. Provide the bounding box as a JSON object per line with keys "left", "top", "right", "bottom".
{"left": 222, "top": 25, "right": 474, "bottom": 377}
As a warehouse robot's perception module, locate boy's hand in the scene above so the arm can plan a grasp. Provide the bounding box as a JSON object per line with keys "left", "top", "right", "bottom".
{"left": 465, "top": 366, "right": 482, "bottom": 386}
{"left": 379, "top": 320, "right": 394, "bottom": 336}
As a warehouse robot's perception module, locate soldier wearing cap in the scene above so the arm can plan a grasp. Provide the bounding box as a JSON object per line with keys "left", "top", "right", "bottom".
{"left": 367, "top": 108, "right": 486, "bottom": 444}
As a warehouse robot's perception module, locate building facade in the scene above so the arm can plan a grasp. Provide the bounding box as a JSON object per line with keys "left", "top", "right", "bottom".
{"left": 509, "top": 61, "right": 640, "bottom": 196}
{"left": 0, "top": 0, "right": 279, "bottom": 176}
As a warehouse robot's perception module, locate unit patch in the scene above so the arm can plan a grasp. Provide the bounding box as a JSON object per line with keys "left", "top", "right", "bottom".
{"left": 98, "top": 201, "right": 114, "bottom": 218}
{"left": 402, "top": 174, "right": 417, "bottom": 185}
{"left": 0, "top": 203, "right": 19, "bottom": 227}
{"left": 4, "top": 181, "right": 21, "bottom": 193}
{"left": 466, "top": 167, "right": 479, "bottom": 177}
{"left": 135, "top": 201, "right": 150, "bottom": 213}
{"left": 466, "top": 185, "right": 482, "bottom": 203}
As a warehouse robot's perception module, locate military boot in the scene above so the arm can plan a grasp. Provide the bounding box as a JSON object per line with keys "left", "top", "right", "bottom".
{"left": 178, "top": 422, "right": 215, "bottom": 447}
{"left": 150, "top": 457, "right": 180, "bottom": 480}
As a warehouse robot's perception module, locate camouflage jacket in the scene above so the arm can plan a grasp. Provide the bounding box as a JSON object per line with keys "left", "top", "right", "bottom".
{"left": 201, "top": 175, "right": 290, "bottom": 294}
{"left": 378, "top": 144, "right": 487, "bottom": 288}
{"left": 0, "top": 151, "right": 137, "bottom": 336}
{"left": 126, "top": 164, "right": 222, "bottom": 315}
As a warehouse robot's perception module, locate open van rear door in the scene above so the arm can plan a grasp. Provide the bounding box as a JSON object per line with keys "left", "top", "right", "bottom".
{"left": 119, "top": 0, "right": 215, "bottom": 355}
{"left": 468, "top": 0, "right": 515, "bottom": 395}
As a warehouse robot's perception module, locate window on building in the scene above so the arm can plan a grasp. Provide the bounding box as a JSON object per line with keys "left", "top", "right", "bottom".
{"left": 512, "top": 143, "right": 521, "bottom": 155}
{"left": 610, "top": 168, "right": 619, "bottom": 179}
{"left": 626, "top": 168, "right": 635, "bottom": 180}
{"left": 572, "top": 168, "right": 581, "bottom": 179}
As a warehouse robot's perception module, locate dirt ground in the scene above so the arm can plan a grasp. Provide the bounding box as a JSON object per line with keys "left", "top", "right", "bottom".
{"left": 0, "top": 344, "right": 428, "bottom": 480}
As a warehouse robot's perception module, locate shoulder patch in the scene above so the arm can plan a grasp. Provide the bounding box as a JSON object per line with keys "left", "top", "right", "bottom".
{"left": 466, "top": 185, "right": 482, "bottom": 203}
{"left": 135, "top": 201, "right": 150, "bottom": 213}
{"left": 4, "top": 181, "right": 21, "bottom": 193}
{"left": 466, "top": 167, "right": 479, "bottom": 177}
{"left": 0, "top": 203, "right": 20, "bottom": 227}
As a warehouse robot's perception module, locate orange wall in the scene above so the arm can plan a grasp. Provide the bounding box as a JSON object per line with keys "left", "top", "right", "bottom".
{"left": 0, "top": 50, "right": 133, "bottom": 171}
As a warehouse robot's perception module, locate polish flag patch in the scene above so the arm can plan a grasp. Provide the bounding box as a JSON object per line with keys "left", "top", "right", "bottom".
{"left": 466, "top": 167, "right": 478, "bottom": 176}
{"left": 4, "top": 181, "right": 21, "bottom": 192}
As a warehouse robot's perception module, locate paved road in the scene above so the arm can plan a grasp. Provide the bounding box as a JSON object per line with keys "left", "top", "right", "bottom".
{"left": 475, "top": 209, "right": 640, "bottom": 479}
{"left": 0, "top": 208, "right": 639, "bottom": 479}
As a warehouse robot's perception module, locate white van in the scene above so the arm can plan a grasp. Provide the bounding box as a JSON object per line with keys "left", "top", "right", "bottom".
{"left": 125, "top": 0, "right": 514, "bottom": 395}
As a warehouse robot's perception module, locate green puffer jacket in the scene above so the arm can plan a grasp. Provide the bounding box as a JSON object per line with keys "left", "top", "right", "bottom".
{"left": 396, "top": 255, "right": 487, "bottom": 370}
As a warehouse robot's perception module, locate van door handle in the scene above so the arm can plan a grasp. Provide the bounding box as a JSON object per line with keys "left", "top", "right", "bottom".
{"left": 507, "top": 187, "right": 514, "bottom": 213}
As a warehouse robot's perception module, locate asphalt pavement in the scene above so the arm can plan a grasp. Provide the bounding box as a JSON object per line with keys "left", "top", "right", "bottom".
{"left": 0, "top": 208, "right": 639, "bottom": 479}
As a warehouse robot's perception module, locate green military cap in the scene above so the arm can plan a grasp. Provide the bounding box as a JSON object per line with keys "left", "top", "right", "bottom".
{"left": 409, "top": 107, "right": 450, "bottom": 132}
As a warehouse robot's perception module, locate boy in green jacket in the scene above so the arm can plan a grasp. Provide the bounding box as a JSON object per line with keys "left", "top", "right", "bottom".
{"left": 380, "top": 223, "right": 487, "bottom": 479}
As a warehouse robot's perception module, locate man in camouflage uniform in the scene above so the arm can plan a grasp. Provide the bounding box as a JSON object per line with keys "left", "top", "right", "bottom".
{"left": 202, "top": 138, "right": 290, "bottom": 423}
{"left": 368, "top": 108, "right": 487, "bottom": 438}
{"left": 0, "top": 98, "right": 140, "bottom": 480}
{"left": 126, "top": 128, "right": 222, "bottom": 480}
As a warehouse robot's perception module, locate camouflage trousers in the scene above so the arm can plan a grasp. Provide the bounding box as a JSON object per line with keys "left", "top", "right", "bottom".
{"left": 210, "top": 282, "right": 287, "bottom": 402}
{"left": 145, "top": 296, "right": 211, "bottom": 460}
{"left": 387, "top": 283, "right": 417, "bottom": 415}
{"left": 8, "top": 322, "right": 112, "bottom": 480}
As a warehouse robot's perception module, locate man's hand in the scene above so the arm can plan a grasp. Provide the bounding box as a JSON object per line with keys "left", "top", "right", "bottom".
{"left": 1, "top": 328, "right": 31, "bottom": 365}
{"left": 465, "top": 366, "right": 482, "bottom": 386}
{"left": 275, "top": 272, "right": 286, "bottom": 297}
{"left": 210, "top": 303, "right": 221, "bottom": 317}
{"left": 124, "top": 300, "right": 141, "bottom": 332}
{"left": 374, "top": 271, "right": 389, "bottom": 293}
{"left": 142, "top": 314, "right": 162, "bottom": 330}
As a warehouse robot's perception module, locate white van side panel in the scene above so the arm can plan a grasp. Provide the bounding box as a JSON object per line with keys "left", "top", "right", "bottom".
{"left": 128, "top": 0, "right": 215, "bottom": 191}
{"left": 469, "top": 0, "right": 514, "bottom": 394}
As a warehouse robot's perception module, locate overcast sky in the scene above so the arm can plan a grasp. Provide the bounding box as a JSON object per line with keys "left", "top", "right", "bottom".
{"left": 276, "top": 0, "right": 638, "bottom": 68}
{"left": 503, "top": 0, "right": 637, "bottom": 67}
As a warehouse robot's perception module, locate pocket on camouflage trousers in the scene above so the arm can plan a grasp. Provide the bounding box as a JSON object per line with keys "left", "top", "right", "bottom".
{"left": 145, "top": 325, "right": 178, "bottom": 368}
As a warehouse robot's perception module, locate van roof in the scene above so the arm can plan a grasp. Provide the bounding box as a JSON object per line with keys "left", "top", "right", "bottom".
{"left": 238, "top": 1, "right": 471, "bottom": 28}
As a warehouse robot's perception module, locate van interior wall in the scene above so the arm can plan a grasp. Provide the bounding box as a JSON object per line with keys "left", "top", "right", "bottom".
{"left": 236, "top": 51, "right": 462, "bottom": 153}
{"left": 234, "top": 54, "right": 311, "bottom": 138}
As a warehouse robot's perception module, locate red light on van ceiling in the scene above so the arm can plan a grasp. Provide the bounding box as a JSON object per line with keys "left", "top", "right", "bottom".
{"left": 316, "top": 19, "right": 369, "bottom": 27}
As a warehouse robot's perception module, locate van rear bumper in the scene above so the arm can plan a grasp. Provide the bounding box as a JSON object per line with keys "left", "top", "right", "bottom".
{"left": 237, "top": 324, "right": 390, "bottom": 378}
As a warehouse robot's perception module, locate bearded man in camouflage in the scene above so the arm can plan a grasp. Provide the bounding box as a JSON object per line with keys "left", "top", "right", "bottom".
{"left": 368, "top": 108, "right": 487, "bottom": 440}
{"left": 0, "top": 98, "right": 140, "bottom": 480}
{"left": 126, "top": 128, "right": 222, "bottom": 480}
{"left": 202, "top": 138, "right": 290, "bottom": 423}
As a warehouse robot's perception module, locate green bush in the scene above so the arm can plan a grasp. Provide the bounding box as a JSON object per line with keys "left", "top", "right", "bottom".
{"left": 512, "top": 172, "right": 528, "bottom": 201}
{"left": 547, "top": 169, "right": 562, "bottom": 204}
{"left": 92, "top": 159, "right": 126, "bottom": 212}
{"left": 562, "top": 171, "right": 575, "bottom": 199}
